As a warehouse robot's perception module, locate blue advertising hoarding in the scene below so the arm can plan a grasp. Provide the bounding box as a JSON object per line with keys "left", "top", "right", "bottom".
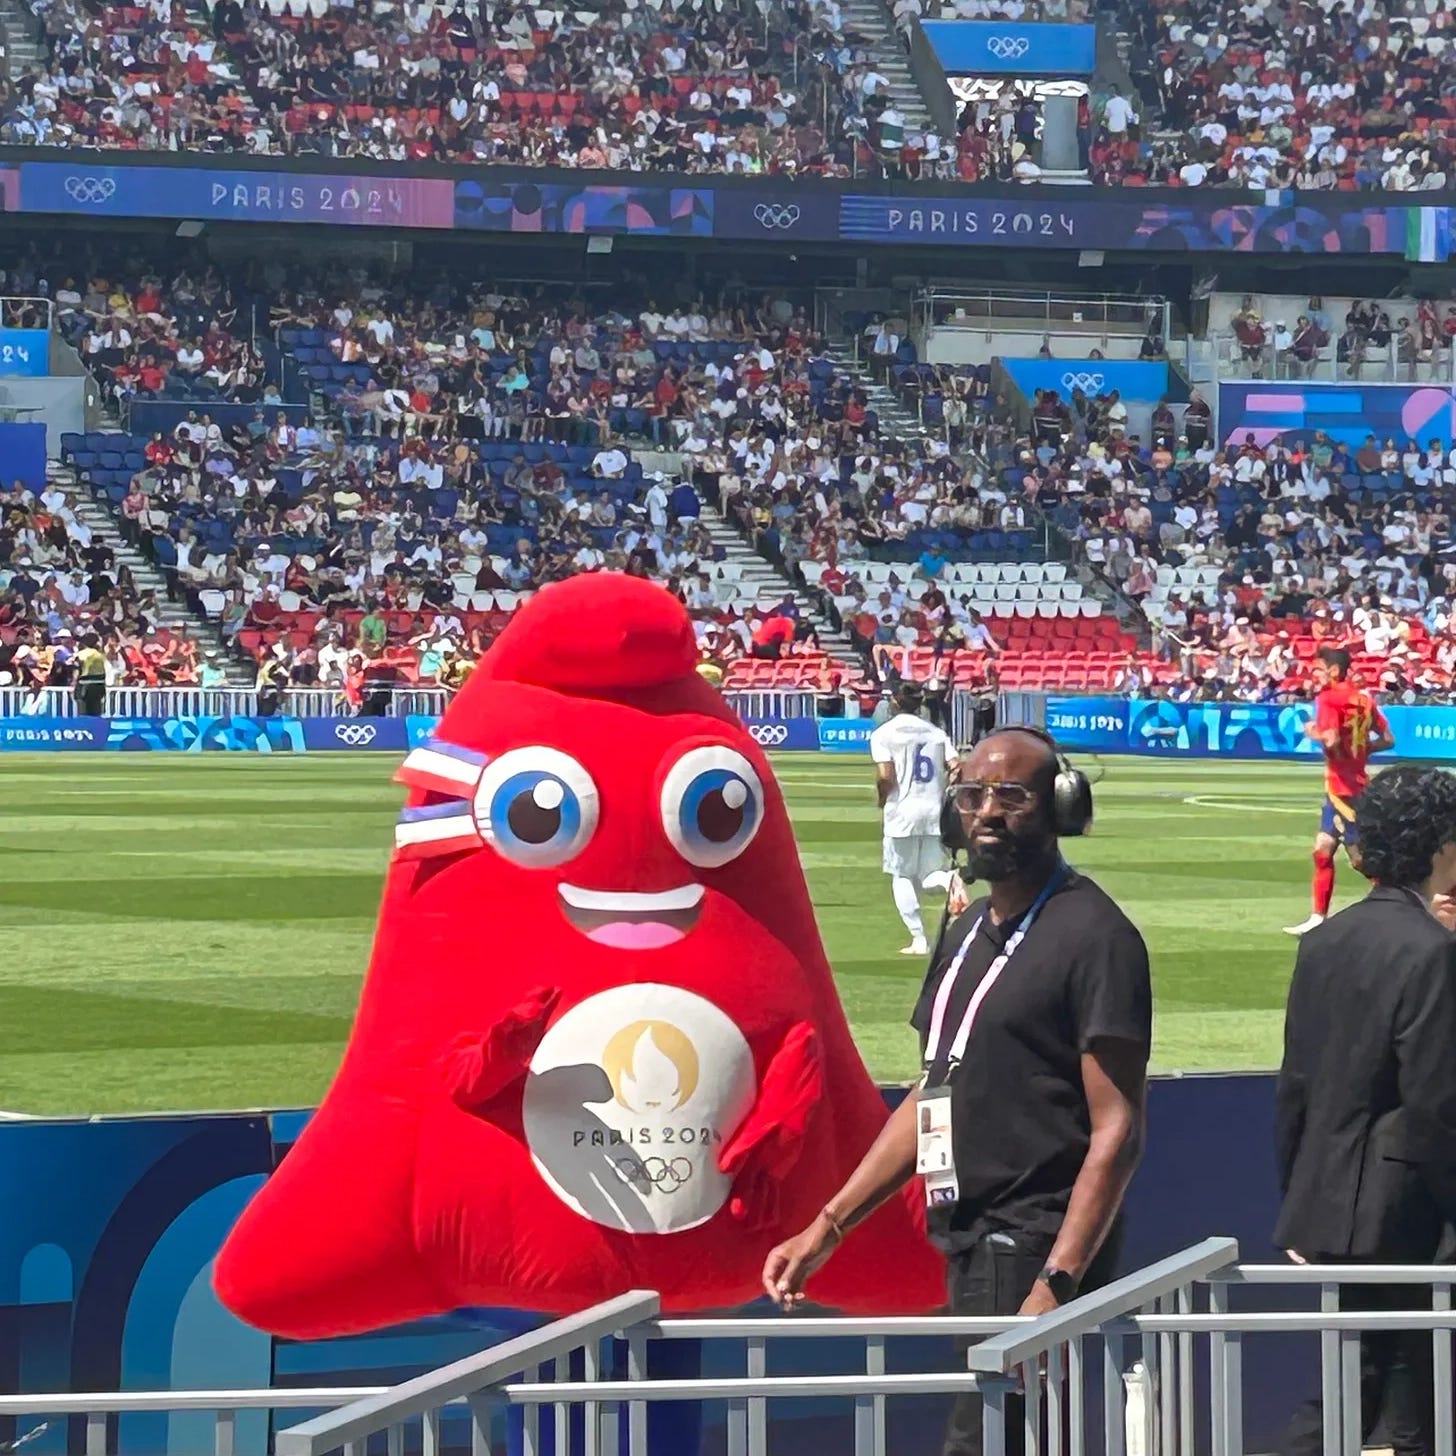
{"left": 742, "top": 717, "right": 822, "bottom": 751}
{"left": 0, "top": 327, "right": 46, "bottom": 376}
{"left": 920, "top": 20, "right": 1096, "bottom": 75}
{"left": 0, "top": 155, "right": 1448, "bottom": 257}
{"left": 1218, "top": 380, "right": 1456, "bottom": 451}
{"left": 0, "top": 716, "right": 304, "bottom": 752}
{"left": 818, "top": 719, "right": 876, "bottom": 752}
{"left": 1000, "top": 359, "right": 1171, "bottom": 403}
{"left": 1047, "top": 695, "right": 1456, "bottom": 762}
{"left": 0, "top": 1075, "right": 1307, "bottom": 1455}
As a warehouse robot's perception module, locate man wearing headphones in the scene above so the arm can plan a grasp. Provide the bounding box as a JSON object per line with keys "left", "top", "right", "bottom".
{"left": 763, "top": 728, "right": 1151, "bottom": 1456}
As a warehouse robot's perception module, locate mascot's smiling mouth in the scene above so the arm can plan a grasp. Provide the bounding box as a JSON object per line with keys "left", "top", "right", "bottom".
{"left": 558, "top": 883, "right": 704, "bottom": 949}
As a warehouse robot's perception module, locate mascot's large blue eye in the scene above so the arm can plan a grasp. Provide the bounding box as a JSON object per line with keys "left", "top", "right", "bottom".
{"left": 660, "top": 746, "right": 764, "bottom": 869}
{"left": 473, "top": 747, "right": 599, "bottom": 868}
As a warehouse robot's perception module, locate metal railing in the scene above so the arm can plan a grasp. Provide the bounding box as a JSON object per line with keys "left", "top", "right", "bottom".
{"left": 1210, "top": 330, "right": 1456, "bottom": 385}
{"left": 7, "top": 1241, "right": 1456, "bottom": 1455}
{"left": 0, "top": 295, "right": 53, "bottom": 330}
{"left": 0, "top": 685, "right": 822, "bottom": 724}
{"left": 916, "top": 288, "right": 1171, "bottom": 348}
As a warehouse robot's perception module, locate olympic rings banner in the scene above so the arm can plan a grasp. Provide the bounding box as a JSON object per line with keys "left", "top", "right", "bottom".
{"left": 1045, "top": 696, "right": 1456, "bottom": 762}
{"left": 741, "top": 716, "right": 822, "bottom": 751}
{"left": 920, "top": 20, "right": 1096, "bottom": 76}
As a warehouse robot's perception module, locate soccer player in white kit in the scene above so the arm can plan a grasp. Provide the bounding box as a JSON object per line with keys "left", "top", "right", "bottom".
{"left": 869, "top": 682, "right": 958, "bottom": 956}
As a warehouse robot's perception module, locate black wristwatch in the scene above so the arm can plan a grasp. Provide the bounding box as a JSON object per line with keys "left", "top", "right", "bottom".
{"left": 1037, "top": 1267, "right": 1080, "bottom": 1304}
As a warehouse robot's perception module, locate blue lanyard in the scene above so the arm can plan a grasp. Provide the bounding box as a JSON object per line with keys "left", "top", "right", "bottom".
{"left": 923, "top": 861, "right": 1068, "bottom": 1074}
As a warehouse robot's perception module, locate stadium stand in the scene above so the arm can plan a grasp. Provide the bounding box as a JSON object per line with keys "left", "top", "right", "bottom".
{"left": 0, "top": 0, "right": 891, "bottom": 172}
{"left": 0, "top": 473, "right": 214, "bottom": 692}
{"left": 1113, "top": 0, "right": 1456, "bottom": 188}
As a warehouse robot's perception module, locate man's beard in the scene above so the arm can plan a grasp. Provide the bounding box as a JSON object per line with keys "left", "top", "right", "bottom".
{"left": 964, "top": 830, "right": 1048, "bottom": 883}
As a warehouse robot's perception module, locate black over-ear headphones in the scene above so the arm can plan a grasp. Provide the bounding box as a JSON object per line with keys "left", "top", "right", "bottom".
{"left": 939, "top": 725, "right": 1094, "bottom": 851}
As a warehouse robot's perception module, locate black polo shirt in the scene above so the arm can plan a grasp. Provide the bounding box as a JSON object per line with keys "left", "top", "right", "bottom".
{"left": 910, "top": 868, "right": 1151, "bottom": 1255}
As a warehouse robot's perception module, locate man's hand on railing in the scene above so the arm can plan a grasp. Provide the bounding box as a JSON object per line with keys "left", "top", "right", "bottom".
{"left": 761, "top": 1217, "right": 841, "bottom": 1311}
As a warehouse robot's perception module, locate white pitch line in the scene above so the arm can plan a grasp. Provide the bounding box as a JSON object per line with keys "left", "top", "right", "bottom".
{"left": 1182, "top": 795, "right": 1313, "bottom": 815}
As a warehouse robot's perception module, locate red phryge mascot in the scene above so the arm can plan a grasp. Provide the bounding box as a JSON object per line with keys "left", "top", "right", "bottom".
{"left": 215, "top": 574, "right": 943, "bottom": 1336}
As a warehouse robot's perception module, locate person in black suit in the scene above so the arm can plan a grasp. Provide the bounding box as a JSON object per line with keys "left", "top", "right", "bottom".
{"left": 1275, "top": 765, "right": 1456, "bottom": 1456}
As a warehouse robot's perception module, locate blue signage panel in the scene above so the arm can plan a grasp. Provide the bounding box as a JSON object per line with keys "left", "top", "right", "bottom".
{"left": 0, "top": 326, "right": 46, "bottom": 376}
{"left": 0, "top": 715, "right": 304, "bottom": 752}
{"left": 1049, "top": 696, "right": 1456, "bottom": 763}
{"left": 1218, "top": 381, "right": 1456, "bottom": 452}
{"left": 17, "top": 162, "right": 457, "bottom": 227}
{"left": 921, "top": 20, "right": 1096, "bottom": 75}
{"left": 300, "top": 716, "right": 411, "bottom": 752}
{"left": 1044, "top": 697, "right": 1130, "bottom": 753}
{"left": 741, "top": 717, "right": 821, "bottom": 751}
{"left": 1001, "top": 359, "right": 1170, "bottom": 402}
{"left": 818, "top": 719, "right": 876, "bottom": 753}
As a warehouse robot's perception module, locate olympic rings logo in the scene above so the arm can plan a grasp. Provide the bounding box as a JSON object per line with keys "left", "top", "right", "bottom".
{"left": 986, "top": 35, "right": 1030, "bottom": 57}
{"left": 1061, "top": 372, "right": 1106, "bottom": 393}
{"left": 612, "top": 1156, "right": 694, "bottom": 1193}
{"left": 748, "top": 723, "right": 790, "bottom": 745}
{"left": 753, "top": 203, "right": 801, "bottom": 230}
{"left": 63, "top": 176, "right": 118, "bottom": 204}
{"left": 334, "top": 723, "right": 378, "bottom": 746}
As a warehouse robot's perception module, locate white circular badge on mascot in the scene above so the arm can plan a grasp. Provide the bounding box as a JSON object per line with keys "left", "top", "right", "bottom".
{"left": 522, "top": 984, "right": 757, "bottom": 1234}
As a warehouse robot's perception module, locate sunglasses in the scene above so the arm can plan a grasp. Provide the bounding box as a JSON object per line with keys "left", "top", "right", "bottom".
{"left": 951, "top": 780, "right": 1036, "bottom": 812}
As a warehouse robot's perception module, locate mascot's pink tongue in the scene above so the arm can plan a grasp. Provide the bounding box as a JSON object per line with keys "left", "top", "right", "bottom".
{"left": 584, "top": 921, "right": 686, "bottom": 950}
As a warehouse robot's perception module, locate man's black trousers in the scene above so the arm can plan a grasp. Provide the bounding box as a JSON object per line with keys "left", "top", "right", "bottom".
{"left": 1282, "top": 1276, "right": 1435, "bottom": 1456}
{"left": 942, "top": 1232, "right": 1120, "bottom": 1456}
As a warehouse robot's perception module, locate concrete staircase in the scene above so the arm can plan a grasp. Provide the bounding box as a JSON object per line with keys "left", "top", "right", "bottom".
{"left": 823, "top": 340, "right": 937, "bottom": 446}
{"left": 841, "top": 0, "right": 936, "bottom": 134}
{"left": 48, "top": 437, "right": 257, "bottom": 686}
{"left": 0, "top": 0, "right": 44, "bottom": 76}
{"left": 695, "top": 496, "right": 860, "bottom": 660}
{"left": 632, "top": 443, "right": 861, "bottom": 663}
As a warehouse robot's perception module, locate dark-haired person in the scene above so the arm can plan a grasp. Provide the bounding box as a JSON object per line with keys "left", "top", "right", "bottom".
{"left": 762, "top": 728, "right": 1150, "bottom": 1456}
{"left": 1275, "top": 765, "right": 1456, "bottom": 1456}
{"left": 1285, "top": 647, "right": 1394, "bottom": 937}
{"left": 870, "top": 681, "right": 959, "bottom": 957}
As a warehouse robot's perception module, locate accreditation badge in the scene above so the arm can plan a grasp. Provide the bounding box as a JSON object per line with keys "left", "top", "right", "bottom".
{"left": 916, "top": 1085, "right": 959, "bottom": 1208}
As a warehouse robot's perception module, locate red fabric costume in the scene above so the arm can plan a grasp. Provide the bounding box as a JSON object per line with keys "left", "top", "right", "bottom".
{"left": 214, "top": 573, "right": 943, "bottom": 1336}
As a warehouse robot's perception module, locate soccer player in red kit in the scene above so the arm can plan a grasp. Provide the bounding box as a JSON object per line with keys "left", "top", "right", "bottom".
{"left": 1284, "top": 647, "right": 1394, "bottom": 936}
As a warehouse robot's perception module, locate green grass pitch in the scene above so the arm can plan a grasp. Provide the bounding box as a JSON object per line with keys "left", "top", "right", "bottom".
{"left": 0, "top": 753, "right": 1338, "bottom": 1116}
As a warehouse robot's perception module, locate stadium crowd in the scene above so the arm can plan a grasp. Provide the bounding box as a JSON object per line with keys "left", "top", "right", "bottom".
{"left": 16, "top": 230, "right": 1456, "bottom": 710}
{"left": 0, "top": 0, "right": 903, "bottom": 174}
{"left": 1110, "top": 0, "right": 1456, "bottom": 189}
{"left": 0, "top": 473, "right": 222, "bottom": 700}
{"left": 1004, "top": 371, "right": 1456, "bottom": 703}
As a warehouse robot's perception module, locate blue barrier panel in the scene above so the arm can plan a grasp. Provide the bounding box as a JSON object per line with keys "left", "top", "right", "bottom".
{"left": 1044, "top": 697, "right": 1130, "bottom": 753}
{"left": 300, "top": 717, "right": 410, "bottom": 752}
{"left": 1000, "top": 359, "right": 1171, "bottom": 403}
{"left": 818, "top": 719, "right": 876, "bottom": 753}
{"left": 103, "top": 716, "right": 306, "bottom": 753}
{"left": 1048, "top": 696, "right": 1456, "bottom": 763}
{"left": 919, "top": 20, "right": 1096, "bottom": 74}
{"left": 0, "top": 327, "right": 47, "bottom": 377}
{"left": 1218, "top": 380, "right": 1456, "bottom": 452}
{"left": 0, "top": 716, "right": 108, "bottom": 750}
{"left": 406, "top": 714, "right": 442, "bottom": 748}
{"left": 0, "top": 1074, "right": 1295, "bottom": 1453}
{"left": 920, "top": 19, "right": 1094, "bottom": 73}
{"left": 0, "top": 421, "right": 47, "bottom": 487}
{"left": 742, "top": 717, "right": 821, "bottom": 751}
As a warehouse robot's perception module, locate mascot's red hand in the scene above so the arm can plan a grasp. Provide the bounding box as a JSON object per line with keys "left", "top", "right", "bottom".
{"left": 442, "top": 987, "right": 562, "bottom": 1110}
{"left": 719, "top": 1021, "right": 822, "bottom": 1228}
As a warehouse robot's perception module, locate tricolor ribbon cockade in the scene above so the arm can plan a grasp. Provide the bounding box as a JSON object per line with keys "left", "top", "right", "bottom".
{"left": 393, "top": 738, "right": 489, "bottom": 860}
